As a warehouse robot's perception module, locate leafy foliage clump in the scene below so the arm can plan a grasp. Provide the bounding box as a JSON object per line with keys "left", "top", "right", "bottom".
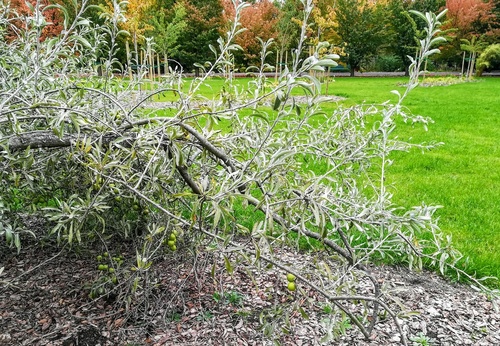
{"left": 477, "top": 43, "right": 500, "bottom": 75}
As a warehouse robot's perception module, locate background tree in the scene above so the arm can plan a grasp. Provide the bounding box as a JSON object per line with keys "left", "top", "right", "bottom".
{"left": 445, "top": 0, "right": 496, "bottom": 37}
{"left": 410, "top": 0, "right": 445, "bottom": 13}
{"left": 7, "top": 0, "right": 65, "bottom": 40}
{"left": 274, "top": 0, "right": 302, "bottom": 69}
{"left": 332, "top": 0, "right": 385, "bottom": 76}
{"left": 460, "top": 35, "right": 488, "bottom": 79}
{"left": 492, "top": 0, "right": 500, "bottom": 38}
{"left": 384, "top": 0, "right": 448, "bottom": 74}
{"left": 104, "top": 0, "right": 154, "bottom": 64}
{"left": 476, "top": 42, "right": 500, "bottom": 75}
{"left": 309, "top": 0, "right": 336, "bottom": 44}
{"left": 386, "top": 0, "right": 419, "bottom": 75}
{"left": 147, "top": 1, "right": 187, "bottom": 74}
{"left": 172, "top": 0, "right": 225, "bottom": 70}
{"left": 222, "top": 0, "right": 280, "bottom": 66}
{"left": 441, "top": 0, "right": 497, "bottom": 68}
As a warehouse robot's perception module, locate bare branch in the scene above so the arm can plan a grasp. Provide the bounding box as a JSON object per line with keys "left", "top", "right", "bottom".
{"left": 5, "top": 131, "right": 78, "bottom": 150}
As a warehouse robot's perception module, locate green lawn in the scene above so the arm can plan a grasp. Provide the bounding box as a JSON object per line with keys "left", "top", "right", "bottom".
{"left": 325, "top": 76, "right": 500, "bottom": 283}
{"left": 150, "top": 75, "right": 500, "bottom": 284}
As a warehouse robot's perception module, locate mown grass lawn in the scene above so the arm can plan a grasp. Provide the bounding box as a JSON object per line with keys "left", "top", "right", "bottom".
{"left": 325, "top": 76, "right": 500, "bottom": 284}
{"left": 149, "top": 75, "right": 500, "bottom": 285}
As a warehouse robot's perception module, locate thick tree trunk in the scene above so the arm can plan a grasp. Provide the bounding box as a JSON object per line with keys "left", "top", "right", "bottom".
{"left": 404, "top": 58, "right": 410, "bottom": 77}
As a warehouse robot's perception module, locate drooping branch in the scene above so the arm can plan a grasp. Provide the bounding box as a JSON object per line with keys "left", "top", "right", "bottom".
{"left": 5, "top": 131, "right": 78, "bottom": 150}
{"left": 4, "top": 130, "right": 139, "bottom": 152}
{"left": 171, "top": 123, "right": 356, "bottom": 265}
{"left": 166, "top": 129, "right": 387, "bottom": 335}
{"left": 93, "top": 168, "right": 405, "bottom": 344}
{"left": 3, "top": 125, "right": 204, "bottom": 200}
{"left": 178, "top": 122, "right": 239, "bottom": 173}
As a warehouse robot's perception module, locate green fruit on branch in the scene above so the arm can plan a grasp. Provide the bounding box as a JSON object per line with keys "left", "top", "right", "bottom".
{"left": 287, "top": 282, "right": 296, "bottom": 292}
{"left": 286, "top": 273, "right": 296, "bottom": 282}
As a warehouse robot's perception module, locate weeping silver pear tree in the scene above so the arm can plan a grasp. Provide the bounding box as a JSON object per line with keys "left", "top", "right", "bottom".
{"left": 1, "top": 0, "right": 495, "bottom": 343}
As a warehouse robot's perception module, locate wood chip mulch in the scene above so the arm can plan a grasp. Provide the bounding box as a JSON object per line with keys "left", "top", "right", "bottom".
{"left": 1, "top": 240, "right": 499, "bottom": 346}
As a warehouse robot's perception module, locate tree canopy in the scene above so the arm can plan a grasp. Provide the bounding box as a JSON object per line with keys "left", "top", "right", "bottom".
{"left": 332, "top": 0, "right": 385, "bottom": 75}
{"left": 222, "top": 0, "right": 280, "bottom": 66}
{"left": 4, "top": 0, "right": 500, "bottom": 72}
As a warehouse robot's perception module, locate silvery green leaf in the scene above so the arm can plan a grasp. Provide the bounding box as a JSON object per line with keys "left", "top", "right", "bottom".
{"left": 323, "top": 54, "right": 340, "bottom": 60}
{"left": 316, "top": 59, "right": 338, "bottom": 67}
{"left": 310, "top": 65, "right": 325, "bottom": 71}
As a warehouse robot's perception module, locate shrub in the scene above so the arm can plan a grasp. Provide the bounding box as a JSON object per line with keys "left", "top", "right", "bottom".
{"left": 0, "top": 1, "right": 495, "bottom": 344}
{"left": 374, "top": 54, "right": 404, "bottom": 72}
{"left": 476, "top": 43, "right": 500, "bottom": 76}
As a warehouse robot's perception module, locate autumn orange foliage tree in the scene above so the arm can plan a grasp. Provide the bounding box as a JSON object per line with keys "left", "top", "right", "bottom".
{"left": 222, "top": 0, "right": 280, "bottom": 66}
{"left": 441, "top": 0, "right": 498, "bottom": 71}
{"left": 7, "top": 0, "right": 64, "bottom": 41}
{"left": 445, "top": 0, "right": 496, "bottom": 38}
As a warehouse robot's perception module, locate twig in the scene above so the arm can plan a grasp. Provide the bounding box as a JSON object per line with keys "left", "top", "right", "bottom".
{"left": 2, "top": 246, "right": 67, "bottom": 288}
{"left": 94, "top": 169, "right": 406, "bottom": 343}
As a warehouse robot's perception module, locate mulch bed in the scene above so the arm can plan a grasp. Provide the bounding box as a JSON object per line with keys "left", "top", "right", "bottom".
{"left": 1, "top": 238, "right": 499, "bottom": 345}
